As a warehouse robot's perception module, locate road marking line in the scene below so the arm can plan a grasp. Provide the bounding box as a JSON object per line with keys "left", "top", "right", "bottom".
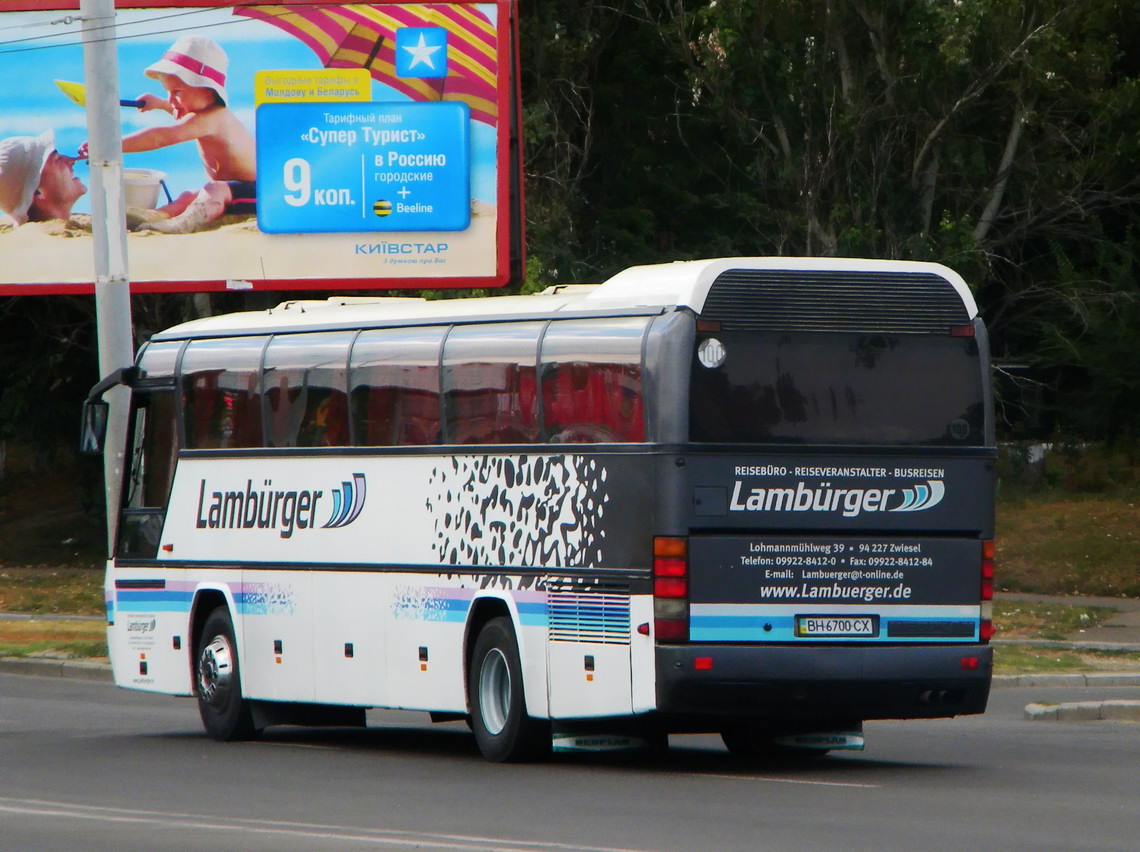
{"left": 0, "top": 797, "right": 657, "bottom": 852}
{"left": 684, "top": 772, "right": 880, "bottom": 789}
{"left": 254, "top": 740, "right": 343, "bottom": 751}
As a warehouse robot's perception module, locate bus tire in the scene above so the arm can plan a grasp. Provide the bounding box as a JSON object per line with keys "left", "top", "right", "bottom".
{"left": 195, "top": 606, "right": 257, "bottom": 741}
{"left": 468, "top": 616, "right": 550, "bottom": 762}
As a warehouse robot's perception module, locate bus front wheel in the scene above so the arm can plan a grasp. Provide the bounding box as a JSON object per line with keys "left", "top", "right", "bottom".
{"left": 195, "top": 606, "right": 257, "bottom": 741}
{"left": 468, "top": 617, "right": 550, "bottom": 762}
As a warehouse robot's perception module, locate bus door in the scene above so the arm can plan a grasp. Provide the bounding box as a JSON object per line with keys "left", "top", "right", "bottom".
{"left": 118, "top": 387, "right": 178, "bottom": 560}
{"left": 110, "top": 384, "right": 192, "bottom": 693}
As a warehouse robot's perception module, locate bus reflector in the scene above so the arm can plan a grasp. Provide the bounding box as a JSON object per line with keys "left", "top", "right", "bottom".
{"left": 981, "top": 540, "right": 994, "bottom": 601}
{"left": 949, "top": 324, "right": 976, "bottom": 337}
{"left": 694, "top": 656, "right": 713, "bottom": 671}
{"left": 980, "top": 619, "right": 995, "bottom": 642}
{"left": 654, "top": 536, "right": 689, "bottom": 641}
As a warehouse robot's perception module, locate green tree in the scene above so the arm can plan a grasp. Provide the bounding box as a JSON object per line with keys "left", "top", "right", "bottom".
{"left": 520, "top": 0, "right": 1140, "bottom": 438}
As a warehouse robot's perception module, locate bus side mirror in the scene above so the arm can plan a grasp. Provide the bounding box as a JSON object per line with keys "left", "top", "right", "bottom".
{"left": 79, "top": 365, "right": 140, "bottom": 455}
{"left": 80, "top": 400, "right": 110, "bottom": 455}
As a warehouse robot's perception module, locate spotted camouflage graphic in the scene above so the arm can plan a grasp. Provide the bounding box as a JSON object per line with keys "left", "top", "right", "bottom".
{"left": 427, "top": 455, "right": 609, "bottom": 572}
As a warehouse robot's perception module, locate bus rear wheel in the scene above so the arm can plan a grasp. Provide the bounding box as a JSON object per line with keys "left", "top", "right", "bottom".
{"left": 195, "top": 606, "right": 257, "bottom": 741}
{"left": 468, "top": 617, "right": 550, "bottom": 762}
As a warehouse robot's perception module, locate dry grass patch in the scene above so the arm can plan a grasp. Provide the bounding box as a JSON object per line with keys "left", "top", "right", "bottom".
{"left": 992, "top": 600, "right": 1116, "bottom": 641}
{"left": 0, "top": 567, "right": 103, "bottom": 615}
{"left": 994, "top": 645, "right": 1140, "bottom": 675}
{"left": 0, "top": 616, "right": 106, "bottom": 659}
{"left": 996, "top": 496, "right": 1140, "bottom": 597}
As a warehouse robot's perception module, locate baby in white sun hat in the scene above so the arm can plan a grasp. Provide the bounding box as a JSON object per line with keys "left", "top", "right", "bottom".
{"left": 81, "top": 35, "right": 257, "bottom": 233}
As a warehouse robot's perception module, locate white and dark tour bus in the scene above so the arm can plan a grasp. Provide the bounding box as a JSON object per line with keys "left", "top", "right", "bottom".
{"left": 82, "top": 257, "right": 995, "bottom": 761}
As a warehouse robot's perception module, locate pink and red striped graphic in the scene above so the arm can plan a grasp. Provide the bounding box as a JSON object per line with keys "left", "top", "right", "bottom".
{"left": 235, "top": 3, "right": 498, "bottom": 126}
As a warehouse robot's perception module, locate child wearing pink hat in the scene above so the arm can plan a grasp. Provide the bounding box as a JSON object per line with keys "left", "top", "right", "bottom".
{"left": 82, "top": 35, "right": 256, "bottom": 233}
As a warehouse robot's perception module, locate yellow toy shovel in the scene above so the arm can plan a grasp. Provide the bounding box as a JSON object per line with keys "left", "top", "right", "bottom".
{"left": 54, "top": 79, "right": 144, "bottom": 108}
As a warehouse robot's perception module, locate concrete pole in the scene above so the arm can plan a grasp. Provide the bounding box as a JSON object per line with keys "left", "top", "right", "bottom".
{"left": 80, "top": 0, "right": 134, "bottom": 552}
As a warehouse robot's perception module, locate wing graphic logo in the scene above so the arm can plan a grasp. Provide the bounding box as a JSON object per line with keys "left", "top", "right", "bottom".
{"left": 890, "top": 480, "right": 945, "bottom": 512}
{"left": 323, "top": 473, "right": 367, "bottom": 529}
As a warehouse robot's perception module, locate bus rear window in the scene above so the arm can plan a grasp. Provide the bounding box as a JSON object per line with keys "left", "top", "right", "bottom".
{"left": 689, "top": 332, "right": 984, "bottom": 446}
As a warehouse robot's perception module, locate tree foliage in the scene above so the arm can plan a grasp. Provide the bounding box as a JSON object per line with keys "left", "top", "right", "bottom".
{"left": 520, "top": 0, "right": 1140, "bottom": 438}
{"left": 0, "top": 0, "right": 1136, "bottom": 464}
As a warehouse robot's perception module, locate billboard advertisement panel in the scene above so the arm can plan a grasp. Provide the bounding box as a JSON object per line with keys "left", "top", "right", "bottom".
{"left": 0, "top": 1, "right": 521, "bottom": 294}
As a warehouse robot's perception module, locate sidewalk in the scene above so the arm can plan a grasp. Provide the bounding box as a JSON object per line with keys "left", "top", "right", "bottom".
{"left": 991, "top": 592, "right": 1140, "bottom": 721}
{"left": 994, "top": 591, "right": 1140, "bottom": 650}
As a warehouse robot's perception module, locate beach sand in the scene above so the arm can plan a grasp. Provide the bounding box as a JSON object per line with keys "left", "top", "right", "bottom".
{"left": 0, "top": 202, "right": 498, "bottom": 289}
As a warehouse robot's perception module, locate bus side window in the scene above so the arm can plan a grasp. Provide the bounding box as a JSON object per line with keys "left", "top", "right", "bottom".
{"left": 180, "top": 337, "right": 266, "bottom": 449}
{"left": 349, "top": 327, "right": 447, "bottom": 447}
{"left": 540, "top": 318, "right": 648, "bottom": 443}
{"left": 442, "top": 323, "right": 542, "bottom": 445}
{"left": 262, "top": 332, "right": 353, "bottom": 448}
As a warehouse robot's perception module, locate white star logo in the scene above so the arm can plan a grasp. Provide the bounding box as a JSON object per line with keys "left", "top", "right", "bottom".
{"left": 402, "top": 33, "right": 443, "bottom": 71}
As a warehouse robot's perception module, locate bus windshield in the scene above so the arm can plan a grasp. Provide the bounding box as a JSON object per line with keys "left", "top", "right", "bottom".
{"left": 689, "top": 331, "right": 984, "bottom": 446}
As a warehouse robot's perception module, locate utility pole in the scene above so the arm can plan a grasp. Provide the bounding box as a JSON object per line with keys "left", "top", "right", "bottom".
{"left": 81, "top": 0, "right": 134, "bottom": 550}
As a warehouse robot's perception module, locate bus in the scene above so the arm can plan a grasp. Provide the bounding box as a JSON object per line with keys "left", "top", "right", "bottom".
{"left": 82, "top": 257, "right": 996, "bottom": 761}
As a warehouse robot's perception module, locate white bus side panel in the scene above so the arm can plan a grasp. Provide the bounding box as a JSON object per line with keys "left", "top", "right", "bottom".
{"left": 384, "top": 579, "right": 470, "bottom": 712}
{"left": 629, "top": 595, "right": 657, "bottom": 713}
{"left": 140, "top": 452, "right": 639, "bottom": 716}
{"left": 239, "top": 570, "right": 315, "bottom": 703}
{"left": 546, "top": 588, "right": 634, "bottom": 718}
{"left": 312, "top": 572, "right": 388, "bottom": 706}
{"left": 107, "top": 565, "right": 192, "bottom": 695}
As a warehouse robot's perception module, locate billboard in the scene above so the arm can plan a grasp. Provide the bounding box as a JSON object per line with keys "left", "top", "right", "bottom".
{"left": 0, "top": 1, "right": 522, "bottom": 294}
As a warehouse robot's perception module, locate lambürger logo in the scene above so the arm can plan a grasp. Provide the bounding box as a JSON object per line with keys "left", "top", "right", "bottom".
{"left": 730, "top": 479, "right": 945, "bottom": 518}
{"left": 195, "top": 473, "right": 367, "bottom": 538}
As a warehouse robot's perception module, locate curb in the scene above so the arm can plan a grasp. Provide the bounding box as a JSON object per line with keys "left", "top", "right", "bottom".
{"left": 1025, "top": 700, "right": 1140, "bottom": 723}
{"left": 0, "top": 657, "right": 113, "bottom": 682}
{"left": 992, "top": 638, "right": 1140, "bottom": 653}
{"left": 4, "top": 656, "right": 1140, "bottom": 690}
{"left": 992, "top": 672, "right": 1140, "bottom": 689}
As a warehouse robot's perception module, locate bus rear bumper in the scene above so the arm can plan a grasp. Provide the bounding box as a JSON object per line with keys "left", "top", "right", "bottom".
{"left": 655, "top": 643, "right": 993, "bottom": 722}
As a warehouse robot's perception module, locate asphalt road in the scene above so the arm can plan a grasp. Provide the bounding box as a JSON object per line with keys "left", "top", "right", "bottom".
{"left": 1, "top": 674, "right": 1138, "bottom": 851}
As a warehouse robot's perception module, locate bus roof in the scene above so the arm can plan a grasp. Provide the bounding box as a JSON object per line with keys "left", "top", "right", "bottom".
{"left": 151, "top": 257, "right": 977, "bottom": 340}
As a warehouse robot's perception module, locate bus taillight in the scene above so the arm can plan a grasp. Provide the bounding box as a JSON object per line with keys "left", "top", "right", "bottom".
{"left": 654, "top": 536, "right": 689, "bottom": 641}
{"left": 980, "top": 540, "right": 995, "bottom": 642}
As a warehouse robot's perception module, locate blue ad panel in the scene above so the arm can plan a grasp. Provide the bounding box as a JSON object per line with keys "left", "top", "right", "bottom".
{"left": 257, "top": 102, "right": 471, "bottom": 234}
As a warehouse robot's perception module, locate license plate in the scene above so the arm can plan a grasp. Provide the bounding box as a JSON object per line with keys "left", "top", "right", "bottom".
{"left": 795, "top": 615, "right": 878, "bottom": 638}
